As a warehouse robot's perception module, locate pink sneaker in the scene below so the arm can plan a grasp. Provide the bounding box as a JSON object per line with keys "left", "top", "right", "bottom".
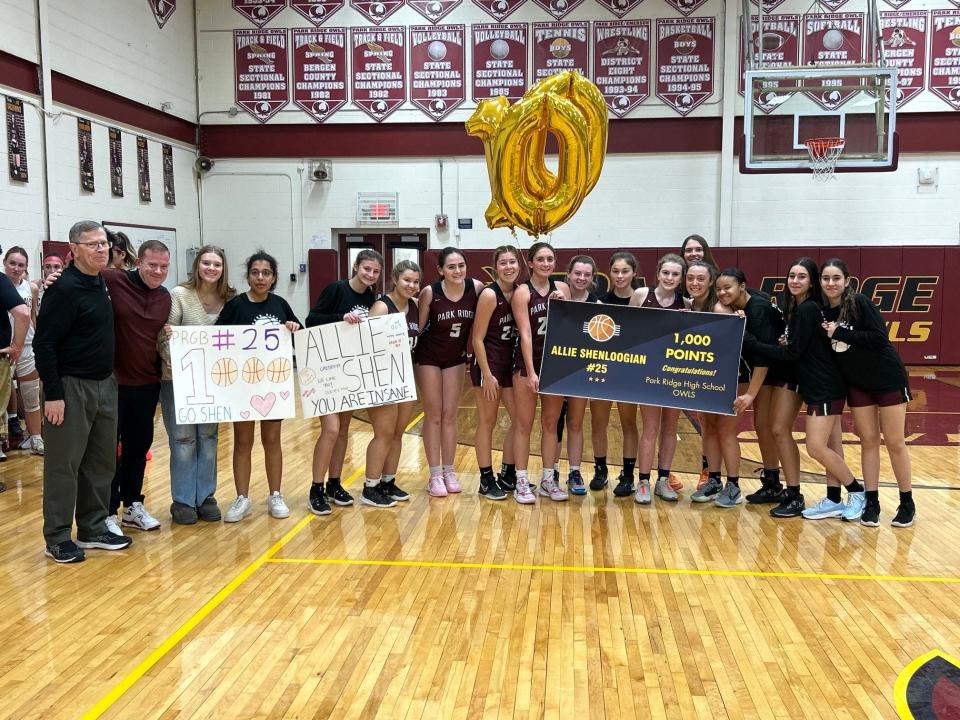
{"left": 427, "top": 475, "right": 448, "bottom": 497}
{"left": 442, "top": 468, "right": 461, "bottom": 493}
{"left": 538, "top": 475, "right": 568, "bottom": 502}
{"left": 513, "top": 477, "right": 536, "bottom": 505}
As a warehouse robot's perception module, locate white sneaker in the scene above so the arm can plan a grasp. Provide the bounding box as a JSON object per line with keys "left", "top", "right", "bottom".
{"left": 105, "top": 515, "right": 124, "bottom": 536}
{"left": 513, "top": 477, "right": 537, "bottom": 505}
{"left": 267, "top": 491, "right": 290, "bottom": 519}
{"left": 121, "top": 502, "right": 161, "bottom": 531}
{"left": 29, "top": 436, "right": 44, "bottom": 455}
{"left": 224, "top": 495, "right": 252, "bottom": 523}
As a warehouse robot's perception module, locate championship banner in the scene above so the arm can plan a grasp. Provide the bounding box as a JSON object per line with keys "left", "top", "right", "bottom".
{"left": 294, "top": 314, "right": 416, "bottom": 418}
{"left": 882, "top": 0, "right": 911, "bottom": 9}
{"left": 738, "top": 15, "right": 800, "bottom": 112}
{"left": 291, "top": 0, "right": 345, "bottom": 25}
{"left": 233, "top": 0, "right": 285, "bottom": 27}
{"left": 170, "top": 324, "right": 297, "bottom": 424}
{"left": 472, "top": 0, "right": 525, "bottom": 21}
{"left": 408, "top": 0, "right": 462, "bottom": 24}
{"left": 351, "top": 27, "right": 406, "bottom": 121}
{"left": 137, "top": 135, "right": 151, "bottom": 201}
{"left": 109, "top": 127, "right": 123, "bottom": 197}
{"left": 663, "top": 0, "right": 708, "bottom": 18}
{"left": 655, "top": 17, "right": 716, "bottom": 116}
{"left": 538, "top": 300, "right": 744, "bottom": 416}
{"left": 532, "top": 0, "right": 585, "bottom": 21}
{"left": 293, "top": 28, "right": 348, "bottom": 123}
{"left": 235, "top": 29, "right": 289, "bottom": 123}
{"left": 930, "top": 11, "right": 960, "bottom": 110}
{"left": 593, "top": 20, "right": 649, "bottom": 117}
{"left": 801, "top": 13, "right": 864, "bottom": 110}
{"left": 593, "top": 0, "right": 643, "bottom": 20}
{"left": 881, "top": 11, "right": 927, "bottom": 108}
{"left": 750, "top": 0, "right": 788, "bottom": 13}
{"left": 351, "top": 0, "right": 403, "bottom": 24}
{"left": 77, "top": 118, "right": 94, "bottom": 192}
{"left": 533, "top": 22, "right": 589, "bottom": 83}
{"left": 6, "top": 96, "right": 27, "bottom": 183}
{"left": 149, "top": 0, "right": 176, "bottom": 29}
{"left": 409, "top": 25, "right": 465, "bottom": 120}
{"left": 472, "top": 23, "right": 528, "bottom": 102}
{"left": 162, "top": 143, "right": 175, "bottom": 205}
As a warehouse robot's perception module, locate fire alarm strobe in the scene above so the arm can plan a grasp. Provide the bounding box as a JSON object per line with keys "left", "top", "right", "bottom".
{"left": 435, "top": 214, "right": 448, "bottom": 229}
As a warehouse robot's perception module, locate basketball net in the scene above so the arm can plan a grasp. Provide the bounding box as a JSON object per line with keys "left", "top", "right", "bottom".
{"left": 803, "top": 137, "right": 846, "bottom": 182}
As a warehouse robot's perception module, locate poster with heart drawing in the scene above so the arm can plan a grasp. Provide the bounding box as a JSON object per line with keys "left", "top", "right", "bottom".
{"left": 169, "top": 324, "right": 297, "bottom": 424}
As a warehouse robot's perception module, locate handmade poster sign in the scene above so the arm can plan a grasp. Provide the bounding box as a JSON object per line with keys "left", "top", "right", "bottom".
{"left": 294, "top": 314, "right": 416, "bottom": 418}
{"left": 170, "top": 324, "right": 297, "bottom": 424}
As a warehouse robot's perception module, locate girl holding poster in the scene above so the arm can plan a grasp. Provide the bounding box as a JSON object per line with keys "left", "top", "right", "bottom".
{"left": 511, "top": 242, "right": 570, "bottom": 504}
{"left": 304, "top": 249, "right": 384, "bottom": 512}
{"left": 364, "top": 260, "right": 422, "bottom": 509}
{"left": 471, "top": 246, "right": 521, "bottom": 501}
{"left": 216, "top": 251, "right": 301, "bottom": 523}
{"left": 415, "top": 248, "right": 485, "bottom": 498}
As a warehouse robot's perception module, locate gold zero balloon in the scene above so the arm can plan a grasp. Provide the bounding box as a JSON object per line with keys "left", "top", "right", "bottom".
{"left": 466, "top": 71, "right": 609, "bottom": 237}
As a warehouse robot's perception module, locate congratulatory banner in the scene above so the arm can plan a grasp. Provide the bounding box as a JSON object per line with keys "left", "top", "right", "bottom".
{"left": 539, "top": 300, "right": 744, "bottom": 415}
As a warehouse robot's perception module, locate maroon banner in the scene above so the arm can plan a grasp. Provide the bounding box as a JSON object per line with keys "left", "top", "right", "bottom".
{"left": 293, "top": 28, "right": 347, "bottom": 123}
{"left": 930, "top": 11, "right": 960, "bottom": 110}
{"left": 533, "top": 22, "right": 589, "bottom": 83}
{"left": 137, "top": 135, "right": 151, "bottom": 202}
{"left": 593, "top": 0, "right": 642, "bottom": 19}
{"left": 233, "top": 0, "right": 285, "bottom": 27}
{"left": 880, "top": 11, "right": 927, "bottom": 108}
{"left": 882, "top": 0, "right": 911, "bottom": 9}
{"left": 663, "top": 0, "right": 708, "bottom": 18}
{"left": 235, "top": 29, "right": 289, "bottom": 123}
{"left": 817, "top": 0, "right": 850, "bottom": 11}
{"left": 750, "top": 0, "right": 787, "bottom": 13}
{"left": 407, "top": 0, "right": 461, "bottom": 23}
{"left": 162, "top": 143, "right": 175, "bottom": 205}
{"left": 350, "top": 0, "right": 403, "bottom": 24}
{"left": 472, "top": 23, "right": 528, "bottom": 102}
{"left": 5, "top": 96, "right": 27, "bottom": 183}
{"left": 109, "top": 127, "right": 123, "bottom": 197}
{"left": 410, "top": 25, "right": 465, "bottom": 120}
{"left": 532, "top": 0, "right": 585, "bottom": 21}
{"left": 291, "top": 0, "right": 345, "bottom": 25}
{"left": 77, "top": 117, "right": 94, "bottom": 192}
{"left": 801, "top": 13, "right": 864, "bottom": 110}
{"left": 351, "top": 27, "right": 406, "bottom": 121}
{"left": 593, "top": 20, "right": 649, "bottom": 117}
{"left": 472, "top": 0, "right": 526, "bottom": 21}
{"left": 738, "top": 15, "right": 800, "bottom": 113}
{"left": 655, "top": 17, "right": 715, "bottom": 116}
{"left": 148, "top": 0, "right": 176, "bottom": 29}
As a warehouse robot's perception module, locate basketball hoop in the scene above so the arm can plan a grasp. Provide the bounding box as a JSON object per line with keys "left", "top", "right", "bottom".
{"left": 803, "top": 137, "right": 846, "bottom": 182}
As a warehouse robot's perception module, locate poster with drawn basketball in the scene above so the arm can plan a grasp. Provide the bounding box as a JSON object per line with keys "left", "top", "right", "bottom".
{"left": 930, "top": 11, "right": 960, "bottom": 110}
{"left": 593, "top": 20, "right": 649, "bottom": 117}
{"left": 294, "top": 314, "right": 416, "bottom": 418}
{"left": 351, "top": 27, "right": 406, "bottom": 121}
{"left": 235, "top": 29, "right": 289, "bottom": 123}
{"left": 170, "top": 325, "right": 297, "bottom": 424}
{"left": 472, "top": 23, "right": 528, "bottom": 102}
{"left": 533, "top": 22, "right": 589, "bottom": 83}
{"left": 881, "top": 11, "right": 927, "bottom": 108}
{"left": 738, "top": 15, "right": 800, "bottom": 112}
{"left": 410, "top": 25, "right": 465, "bottom": 120}
{"left": 802, "top": 13, "right": 864, "bottom": 110}
{"left": 293, "top": 28, "right": 348, "bottom": 123}
{"left": 291, "top": 0, "right": 345, "bottom": 25}
{"left": 593, "top": 0, "right": 643, "bottom": 20}
{"left": 655, "top": 18, "right": 715, "bottom": 116}
{"left": 233, "top": 0, "right": 285, "bottom": 27}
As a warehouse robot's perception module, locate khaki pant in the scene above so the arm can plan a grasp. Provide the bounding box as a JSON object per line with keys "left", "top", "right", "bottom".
{"left": 0, "top": 357, "right": 10, "bottom": 441}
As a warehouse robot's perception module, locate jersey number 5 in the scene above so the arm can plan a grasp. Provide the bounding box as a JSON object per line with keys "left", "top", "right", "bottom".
{"left": 450, "top": 322, "right": 462, "bottom": 338}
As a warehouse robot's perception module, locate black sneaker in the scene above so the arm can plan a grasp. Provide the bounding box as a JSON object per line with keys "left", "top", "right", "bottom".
{"left": 326, "top": 480, "right": 354, "bottom": 506}
{"left": 479, "top": 473, "right": 506, "bottom": 500}
{"left": 309, "top": 483, "right": 332, "bottom": 516}
{"left": 770, "top": 492, "right": 805, "bottom": 518}
{"left": 590, "top": 465, "right": 608, "bottom": 491}
{"left": 891, "top": 502, "right": 915, "bottom": 528}
{"left": 497, "top": 471, "right": 517, "bottom": 493}
{"left": 380, "top": 479, "right": 410, "bottom": 502}
{"left": 613, "top": 472, "right": 634, "bottom": 497}
{"left": 198, "top": 496, "right": 221, "bottom": 522}
{"left": 361, "top": 485, "right": 397, "bottom": 508}
{"left": 8, "top": 416, "right": 24, "bottom": 441}
{"left": 745, "top": 476, "right": 784, "bottom": 504}
{"left": 860, "top": 500, "right": 881, "bottom": 527}
{"left": 44, "top": 540, "right": 85, "bottom": 563}
{"left": 76, "top": 532, "right": 133, "bottom": 550}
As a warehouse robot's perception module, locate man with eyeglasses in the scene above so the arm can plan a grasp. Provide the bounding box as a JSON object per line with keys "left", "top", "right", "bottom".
{"left": 0, "top": 244, "right": 31, "bottom": 469}
{"left": 34, "top": 221, "right": 133, "bottom": 562}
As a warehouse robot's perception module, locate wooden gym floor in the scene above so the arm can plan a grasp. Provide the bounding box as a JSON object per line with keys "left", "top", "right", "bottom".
{"left": 1, "top": 367, "right": 958, "bottom": 719}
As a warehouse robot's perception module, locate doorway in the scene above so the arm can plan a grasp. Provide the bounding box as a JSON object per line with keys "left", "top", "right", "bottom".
{"left": 337, "top": 232, "right": 428, "bottom": 294}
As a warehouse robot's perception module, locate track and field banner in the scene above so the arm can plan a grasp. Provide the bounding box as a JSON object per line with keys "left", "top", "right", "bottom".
{"left": 169, "top": 325, "right": 297, "bottom": 424}
{"left": 294, "top": 314, "right": 416, "bottom": 418}
{"left": 538, "top": 300, "right": 744, "bottom": 415}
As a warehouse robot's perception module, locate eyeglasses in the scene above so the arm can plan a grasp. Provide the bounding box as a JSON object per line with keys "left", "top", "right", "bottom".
{"left": 73, "top": 240, "right": 110, "bottom": 249}
{"left": 249, "top": 270, "right": 274, "bottom": 278}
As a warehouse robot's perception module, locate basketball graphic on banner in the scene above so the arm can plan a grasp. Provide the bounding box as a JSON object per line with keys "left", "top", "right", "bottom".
{"left": 586, "top": 314, "right": 618, "bottom": 342}
{"left": 242, "top": 357, "right": 266, "bottom": 384}
{"left": 211, "top": 358, "right": 239, "bottom": 386}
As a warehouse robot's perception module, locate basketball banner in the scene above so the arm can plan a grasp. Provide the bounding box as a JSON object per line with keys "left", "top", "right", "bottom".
{"left": 169, "top": 325, "right": 297, "bottom": 424}
{"left": 655, "top": 17, "right": 716, "bottom": 116}
{"left": 294, "top": 314, "right": 417, "bottom": 418}
{"left": 538, "top": 300, "right": 744, "bottom": 415}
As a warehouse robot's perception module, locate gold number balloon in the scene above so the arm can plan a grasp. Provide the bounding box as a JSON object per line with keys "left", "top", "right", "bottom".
{"left": 466, "top": 71, "right": 609, "bottom": 237}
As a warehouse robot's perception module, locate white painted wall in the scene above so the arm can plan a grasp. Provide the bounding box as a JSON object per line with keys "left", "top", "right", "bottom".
{"left": 0, "top": 0, "right": 39, "bottom": 63}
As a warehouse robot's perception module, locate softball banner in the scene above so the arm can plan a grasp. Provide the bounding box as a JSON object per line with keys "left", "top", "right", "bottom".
{"left": 294, "top": 313, "right": 416, "bottom": 418}
{"left": 169, "top": 325, "right": 297, "bottom": 424}
{"left": 539, "top": 300, "right": 744, "bottom": 415}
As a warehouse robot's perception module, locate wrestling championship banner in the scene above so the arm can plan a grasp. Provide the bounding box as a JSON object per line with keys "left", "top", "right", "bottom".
{"left": 538, "top": 300, "right": 744, "bottom": 415}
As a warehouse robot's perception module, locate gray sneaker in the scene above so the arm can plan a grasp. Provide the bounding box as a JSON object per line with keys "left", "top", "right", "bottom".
{"left": 714, "top": 482, "right": 742, "bottom": 508}
{"left": 691, "top": 476, "right": 723, "bottom": 503}
{"left": 654, "top": 476, "right": 679, "bottom": 502}
{"left": 635, "top": 477, "right": 652, "bottom": 505}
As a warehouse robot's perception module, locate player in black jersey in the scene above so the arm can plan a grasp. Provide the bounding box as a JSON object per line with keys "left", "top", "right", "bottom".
{"left": 363, "top": 260, "right": 422, "bottom": 509}
{"left": 820, "top": 258, "right": 914, "bottom": 527}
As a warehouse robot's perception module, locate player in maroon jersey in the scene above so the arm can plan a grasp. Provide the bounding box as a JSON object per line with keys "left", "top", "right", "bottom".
{"left": 415, "top": 247, "right": 485, "bottom": 497}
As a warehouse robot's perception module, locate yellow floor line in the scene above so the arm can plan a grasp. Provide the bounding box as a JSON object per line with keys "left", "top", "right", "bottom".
{"left": 262, "top": 556, "right": 960, "bottom": 585}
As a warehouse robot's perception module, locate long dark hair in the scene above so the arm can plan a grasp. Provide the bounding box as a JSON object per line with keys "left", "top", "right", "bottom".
{"left": 609, "top": 251, "right": 642, "bottom": 289}
{"left": 781, "top": 257, "right": 821, "bottom": 324}
{"left": 680, "top": 234, "right": 718, "bottom": 271}
{"left": 820, "top": 257, "right": 857, "bottom": 325}
{"left": 685, "top": 260, "right": 718, "bottom": 311}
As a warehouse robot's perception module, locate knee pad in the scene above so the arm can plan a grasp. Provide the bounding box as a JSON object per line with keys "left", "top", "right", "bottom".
{"left": 20, "top": 378, "right": 40, "bottom": 413}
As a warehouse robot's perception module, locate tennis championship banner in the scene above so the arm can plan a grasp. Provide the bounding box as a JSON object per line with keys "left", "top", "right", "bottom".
{"left": 539, "top": 301, "right": 744, "bottom": 415}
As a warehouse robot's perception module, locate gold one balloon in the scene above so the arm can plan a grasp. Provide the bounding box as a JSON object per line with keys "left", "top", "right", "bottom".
{"left": 466, "top": 71, "right": 609, "bottom": 237}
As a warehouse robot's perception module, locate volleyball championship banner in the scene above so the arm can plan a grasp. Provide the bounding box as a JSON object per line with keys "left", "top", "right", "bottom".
{"left": 539, "top": 300, "right": 744, "bottom": 415}
{"left": 169, "top": 325, "right": 297, "bottom": 424}
{"left": 294, "top": 314, "right": 416, "bottom": 418}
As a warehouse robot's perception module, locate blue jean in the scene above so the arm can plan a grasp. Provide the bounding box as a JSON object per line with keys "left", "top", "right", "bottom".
{"left": 160, "top": 381, "right": 219, "bottom": 507}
